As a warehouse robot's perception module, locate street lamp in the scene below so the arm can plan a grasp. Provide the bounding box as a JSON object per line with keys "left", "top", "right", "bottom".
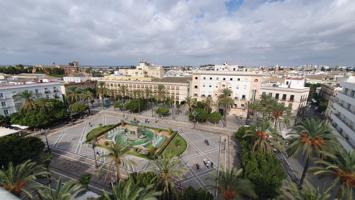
{"left": 192, "top": 111, "right": 197, "bottom": 129}
{"left": 41, "top": 129, "right": 51, "bottom": 152}
{"left": 92, "top": 142, "right": 98, "bottom": 168}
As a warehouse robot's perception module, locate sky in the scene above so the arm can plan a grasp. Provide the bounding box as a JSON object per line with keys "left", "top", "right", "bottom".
{"left": 0, "top": 0, "right": 355, "bottom": 66}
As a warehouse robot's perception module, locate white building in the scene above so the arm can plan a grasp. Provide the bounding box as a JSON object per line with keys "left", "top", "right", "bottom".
{"left": 213, "top": 63, "right": 240, "bottom": 71}
{"left": 328, "top": 77, "right": 355, "bottom": 151}
{"left": 0, "top": 82, "right": 63, "bottom": 116}
{"left": 63, "top": 76, "right": 90, "bottom": 83}
{"left": 118, "top": 61, "right": 165, "bottom": 79}
{"left": 190, "top": 71, "right": 263, "bottom": 116}
{"left": 261, "top": 77, "right": 310, "bottom": 113}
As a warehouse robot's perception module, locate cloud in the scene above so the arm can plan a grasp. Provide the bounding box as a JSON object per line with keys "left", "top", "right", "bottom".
{"left": 0, "top": 0, "right": 354, "bottom": 66}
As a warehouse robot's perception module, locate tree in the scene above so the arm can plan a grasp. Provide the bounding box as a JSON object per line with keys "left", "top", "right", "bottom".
{"left": 279, "top": 181, "right": 331, "bottom": 200}
{"left": 37, "top": 178, "right": 84, "bottom": 200}
{"left": 180, "top": 186, "right": 213, "bottom": 200}
{"left": 185, "top": 97, "right": 196, "bottom": 113}
{"left": 98, "top": 142, "right": 133, "bottom": 183}
{"left": 0, "top": 135, "right": 45, "bottom": 167}
{"left": 0, "top": 160, "right": 48, "bottom": 198}
{"left": 156, "top": 85, "right": 166, "bottom": 102}
{"left": 97, "top": 81, "right": 107, "bottom": 108}
{"left": 217, "top": 88, "right": 234, "bottom": 127}
{"left": 243, "top": 120, "right": 281, "bottom": 153}
{"left": 156, "top": 107, "right": 170, "bottom": 117}
{"left": 152, "top": 155, "right": 187, "bottom": 199}
{"left": 208, "top": 112, "right": 222, "bottom": 124}
{"left": 312, "top": 149, "right": 355, "bottom": 200}
{"left": 189, "top": 108, "right": 209, "bottom": 122}
{"left": 66, "top": 87, "right": 81, "bottom": 104}
{"left": 14, "top": 90, "right": 35, "bottom": 111}
{"left": 0, "top": 115, "right": 11, "bottom": 127}
{"left": 216, "top": 168, "right": 256, "bottom": 200}
{"left": 125, "top": 99, "right": 147, "bottom": 113}
{"left": 102, "top": 178, "right": 161, "bottom": 200}
{"left": 69, "top": 102, "right": 89, "bottom": 115}
{"left": 287, "top": 118, "right": 336, "bottom": 187}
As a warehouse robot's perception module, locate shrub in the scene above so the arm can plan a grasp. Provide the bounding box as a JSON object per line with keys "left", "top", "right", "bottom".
{"left": 79, "top": 173, "right": 92, "bottom": 189}
{"left": 180, "top": 186, "right": 214, "bottom": 200}
{"left": 156, "top": 107, "right": 170, "bottom": 117}
{"left": 69, "top": 102, "right": 89, "bottom": 114}
{"left": 113, "top": 101, "right": 125, "bottom": 110}
{"left": 189, "top": 108, "right": 209, "bottom": 122}
{"left": 208, "top": 112, "right": 222, "bottom": 123}
{"left": 124, "top": 99, "right": 147, "bottom": 113}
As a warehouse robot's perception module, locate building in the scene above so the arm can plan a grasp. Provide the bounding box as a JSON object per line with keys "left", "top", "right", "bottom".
{"left": 328, "top": 77, "right": 355, "bottom": 151}
{"left": 61, "top": 80, "right": 97, "bottom": 95}
{"left": 118, "top": 61, "right": 165, "bottom": 79}
{"left": 190, "top": 71, "right": 263, "bottom": 116}
{"left": 64, "top": 60, "right": 80, "bottom": 75}
{"left": 102, "top": 77, "right": 190, "bottom": 104}
{"left": 0, "top": 82, "right": 63, "bottom": 116}
{"left": 260, "top": 77, "right": 310, "bottom": 113}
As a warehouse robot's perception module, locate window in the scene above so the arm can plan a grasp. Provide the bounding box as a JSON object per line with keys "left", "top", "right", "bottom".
{"left": 35, "top": 89, "right": 39, "bottom": 94}
{"left": 230, "top": 78, "right": 233, "bottom": 81}
{"left": 203, "top": 77, "right": 206, "bottom": 80}
{"left": 242, "top": 95, "right": 246, "bottom": 100}
{"left": 4, "top": 110, "right": 9, "bottom": 115}
{"left": 210, "top": 77, "right": 212, "bottom": 80}
{"left": 194, "top": 85, "right": 198, "bottom": 89}
{"left": 254, "top": 79, "right": 258, "bottom": 82}
{"left": 209, "top": 85, "right": 212, "bottom": 87}
{"left": 216, "top": 77, "right": 219, "bottom": 80}
{"left": 237, "top": 78, "right": 240, "bottom": 81}
{"left": 275, "top": 93, "right": 279, "bottom": 100}
{"left": 269, "top": 93, "right": 272, "bottom": 96}
{"left": 223, "top": 77, "right": 226, "bottom": 80}
{"left": 0, "top": 93, "right": 3, "bottom": 98}
{"left": 282, "top": 94, "right": 287, "bottom": 101}
{"left": 1, "top": 102, "right": 5, "bottom": 107}
{"left": 195, "top": 77, "right": 198, "bottom": 80}
{"left": 203, "top": 85, "right": 205, "bottom": 87}
{"left": 290, "top": 95, "right": 294, "bottom": 102}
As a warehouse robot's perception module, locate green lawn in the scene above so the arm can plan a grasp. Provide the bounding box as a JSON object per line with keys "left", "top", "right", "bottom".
{"left": 162, "top": 134, "right": 187, "bottom": 157}
{"left": 85, "top": 124, "right": 117, "bottom": 142}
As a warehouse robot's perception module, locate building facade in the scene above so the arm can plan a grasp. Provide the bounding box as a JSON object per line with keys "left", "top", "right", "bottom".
{"left": 328, "top": 79, "right": 355, "bottom": 151}
{"left": 102, "top": 77, "right": 189, "bottom": 104}
{"left": 190, "top": 71, "right": 263, "bottom": 116}
{"left": 260, "top": 77, "right": 310, "bottom": 113}
{"left": 0, "top": 82, "right": 63, "bottom": 116}
{"left": 118, "top": 61, "right": 165, "bottom": 79}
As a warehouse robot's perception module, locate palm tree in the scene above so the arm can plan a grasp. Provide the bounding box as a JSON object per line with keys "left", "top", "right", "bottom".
{"left": 14, "top": 90, "right": 35, "bottom": 111}
{"left": 151, "top": 155, "right": 187, "bottom": 199}
{"left": 0, "top": 160, "right": 48, "bottom": 198}
{"left": 279, "top": 180, "right": 331, "bottom": 200}
{"left": 37, "top": 178, "right": 84, "bottom": 200}
{"left": 287, "top": 118, "right": 336, "bottom": 187}
{"left": 97, "top": 81, "right": 107, "bottom": 108}
{"left": 102, "top": 178, "right": 161, "bottom": 200}
{"left": 217, "top": 88, "right": 234, "bottom": 127}
{"left": 66, "top": 87, "right": 80, "bottom": 104}
{"left": 243, "top": 120, "right": 281, "bottom": 153}
{"left": 97, "top": 142, "right": 133, "bottom": 183}
{"left": 312, "top": 149, "right": 355, "bottom": 200}
{"left": 185, "top": 96, "right": 196, "bottom": 113}
{"left": 215, "top": 168, "right": 256, "bottom": 200}
{"left": 203, "top": 96, "right": 214, "bottom": 112}
{"left": 156, "top": 84, "right": 166, "bottom": 102}
{"left": 270, "top": 102, "right": 292, "bottom": 131}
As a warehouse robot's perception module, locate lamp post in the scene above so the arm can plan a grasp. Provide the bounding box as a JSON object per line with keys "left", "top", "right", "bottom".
{"left": 41, "top": 129, "right": 51, "bottom": 152}
{"left": 92, "top": 142, "right": 98, "bottom": 168}
{"left": 192, "top": 111, "right": 197, "bottom": 129}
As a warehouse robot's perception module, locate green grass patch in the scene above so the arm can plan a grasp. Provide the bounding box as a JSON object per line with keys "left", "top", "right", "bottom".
{"left": 162, "top": 134, "right": 187, "bottom": 157}
{"left": 85, "top": 124, "right": 118, "bottom": 142}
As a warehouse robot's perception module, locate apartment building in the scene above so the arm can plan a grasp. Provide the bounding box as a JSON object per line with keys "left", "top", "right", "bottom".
{"left": 102, "top": 77, "right": 190, "bottom": 104}
{"left": 118, "top": 61, "right": 165, "bottom": 79}
{"left": 260, "top": 77, "right": 309, "bottom": 113}
{"left": 328, "top": 78, "right": 355, "bottom": 151}
{"left": 190, "top": 70, "right": 263, "bottom": 116}
{"left": 0, "top": 82, "right": 63, "bottom": 116}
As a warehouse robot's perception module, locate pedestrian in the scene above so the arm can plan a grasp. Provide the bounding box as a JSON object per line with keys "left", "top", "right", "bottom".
{"left": 203, "top": 158, "right": 207, "bottom": 166}
{"left": 196, "top": 163, "right": 200, "bottom": 170}
{"left": 211, "top": 161, "right": 214, "bottom": 168}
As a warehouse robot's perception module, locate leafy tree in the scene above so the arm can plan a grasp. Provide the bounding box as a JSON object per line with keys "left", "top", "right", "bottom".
{"left": 69, "top": 102, "right": 89, "bottom": 114}
{"left": 37, "top": 178, "right": 84, "bottom": 200}
{"left": 152, "top": 155, "right": 187, "bottom": 200}
{"left": 312, "top": 149, "right": 355, "bottom": 200}
{"left": 0, "top": 115, "right": 11, "bottom": 127}
{"left": 125, "top": 99, "right": 147, "bottom": 113}
{"left": 189, "top": 108, "right": 209, "bottom": 122}
{"left": 217, "top": 88, "right": 234, "bottom": 127}
{"left": 216, "top": 168, "right": 257, "bottom": 200}
{"left": 97, "top": 142, "right": 133, "bottom": 183}
{"left": 208, "top": 111, "right": 222, "bottom": 123}
{"left": 241, "top": 150, "right": 285, "bottom": 199}
{"left": 0, "top": 135, "right": 45, "bottom": 167}
{"left": 102, "top": 178, "right": 161, "bottom": 200}
{"left": 156, "top": 107, "right": 170, "bottom": 117}
{"left": 97, "top": 81, "right": 108, "bottom": 108}
{"left": 113, "top": 101, "right": 125, "bottom": 110}
{"left": 78, "top": 173, "right": 92, "bottom": 189}
{"left": 0, "top": 160, "right": 48, "bottom": 198}
{"left": 13, "top": 90, "right": 35, "bottom": 111}
{"left": 287, "top": 118, "right": 336, "bottom": 187}
{"left": 156, "top": 85, "right": 166, "bottom": 102}
{"left": 180, "top": 186, "right": 213, "bottom": 200}
{"left": 279, "top": 181, "right": 331, "bottom": 200}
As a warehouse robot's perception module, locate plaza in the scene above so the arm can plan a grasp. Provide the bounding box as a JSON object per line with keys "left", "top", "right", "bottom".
{"left": 46, "top": 110, "right": 229, "bottom": 195}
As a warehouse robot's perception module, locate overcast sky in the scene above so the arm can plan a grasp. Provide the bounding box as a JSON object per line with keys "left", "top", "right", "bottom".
{"left": 0, "top": 0, "right": 355, "bottom": 66}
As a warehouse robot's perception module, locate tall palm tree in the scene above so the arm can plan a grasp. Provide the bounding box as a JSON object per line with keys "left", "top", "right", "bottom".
{"left": 279, "top": 181, "right": 331, "bottom": 200}
{"left": 312, "top": 149, "right": 355, "bottom": 200}
{"left": 203, "top": 96, "right": 214, "bottom": 112}
{"left": 151, "top": 155, "right": 187, "bottom": 199}
{"left": 287, "top": 118, "right": 336, "bottom": 187}
{"left": 185, "top": 96, "right": 196, "bottom": 113}
{"left": 14, "top": 90, "right": 35, "bottom": 111}
{"left": 156, "top": 85, "right": 166, "bottom": 102}
{"left": 243, "top": 120, "right": 281, "bottom": 153}
{"left": 216, "top": 168, "right": 256, "bottom": 200}
{"left": 37, "top": 178, "right": 84, "bottom": 200}
{"left": 0, "top": 160, "right": 48, "bottom": 198}
{"left": 102, "top": 178, "right": 161, "bottom": 200}
{"left": 66, "top": 87, "right": 80, "bottom": 104}
{"left": 97, "top": 81, "right": 107, "bottom": 108}
{"left": 217, "top": 88, "right": 234, "bottom": 127}
{"left": 97, "top": 142, "right": 133, "bottom": 183}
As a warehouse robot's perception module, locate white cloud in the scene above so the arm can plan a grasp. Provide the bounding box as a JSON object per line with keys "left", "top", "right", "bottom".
{"left": 0, "top": 0, "right": 354, "bottom": 65}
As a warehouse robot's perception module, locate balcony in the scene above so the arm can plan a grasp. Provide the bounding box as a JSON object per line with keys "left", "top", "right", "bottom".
{"left": 44, "top": 90, "right": 51, "bottom": 94}
{"left": 337, "top": 92, "right": 355, "bottom": 105}
{"left": 330, "top": 113, "right": 355, "bottom": 150}
{"left": 333, "top": 101, "right": 355, "bottom": 121}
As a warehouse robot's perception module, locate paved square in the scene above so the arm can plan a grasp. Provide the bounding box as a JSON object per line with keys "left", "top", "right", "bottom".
{"left": 47, "top": 110, "right": 225, "bottom": 194}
